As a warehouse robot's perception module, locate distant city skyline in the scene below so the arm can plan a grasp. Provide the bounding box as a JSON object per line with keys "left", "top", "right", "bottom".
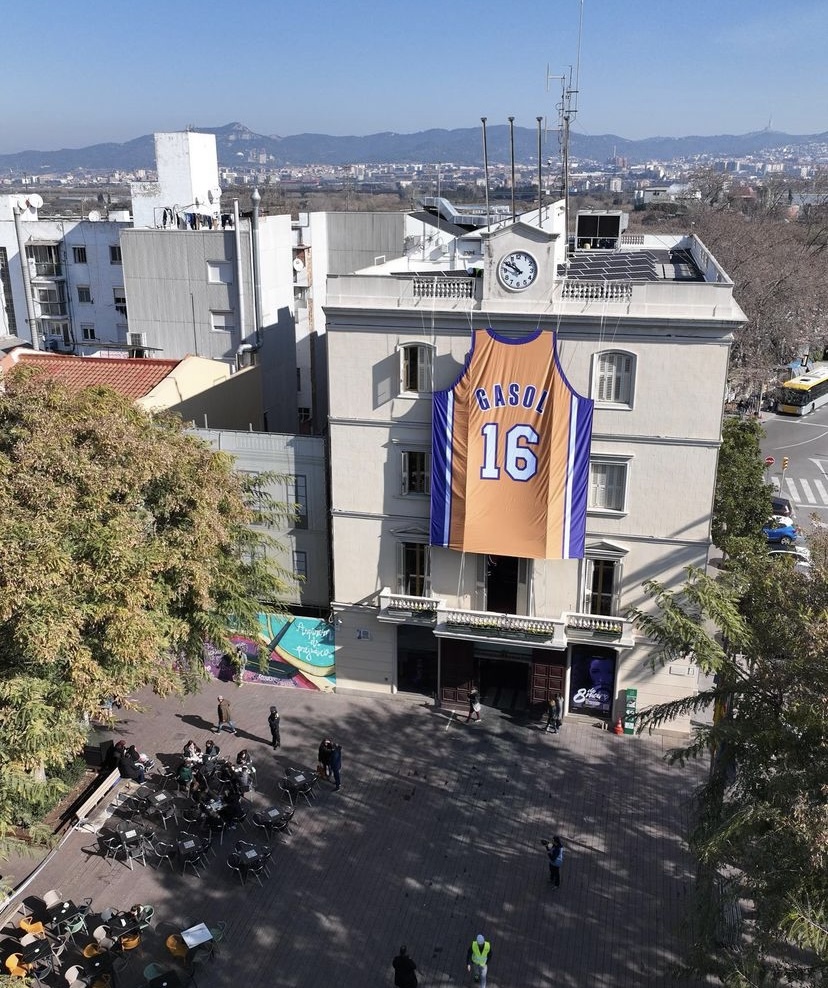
{"left": 1, "top": 0, "right": 826, "bottom": 155}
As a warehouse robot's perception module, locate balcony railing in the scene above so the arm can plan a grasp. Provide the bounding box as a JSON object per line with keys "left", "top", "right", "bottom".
{"left": 563, "top": 612, "right": 635, "bottom": 647}
{"left": 378, "top": 589, "right": 442, "bottom": 623}
{"left": 437, "top": 608, "right": 567, "bottom": 649}
{"left": 376, "top": 590, "right": 634, "bottom": 649}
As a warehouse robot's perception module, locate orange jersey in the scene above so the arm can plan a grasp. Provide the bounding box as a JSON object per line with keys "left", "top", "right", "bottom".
{"left": 430, "top": 328, "right": 593, "bottom": 559}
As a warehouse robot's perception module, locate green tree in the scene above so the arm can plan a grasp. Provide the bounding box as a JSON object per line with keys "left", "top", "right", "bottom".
{"left": 0, "top": 368, "right": 290, "bottom": 844}
{"left": 712, "top": 417, "right": 773, "bottom": 559}
{"left": 630, "top": 564, "right": 828, "bottom": 986}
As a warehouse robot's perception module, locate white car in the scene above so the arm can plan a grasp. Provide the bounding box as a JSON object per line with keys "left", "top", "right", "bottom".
{"left": 767, "top": 546, "right": 812, "bottom": 572}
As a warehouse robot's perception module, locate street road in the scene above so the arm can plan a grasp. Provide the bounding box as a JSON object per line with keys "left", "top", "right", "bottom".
{"left": 760, "top": 405, "right": 828, "bottom": 525}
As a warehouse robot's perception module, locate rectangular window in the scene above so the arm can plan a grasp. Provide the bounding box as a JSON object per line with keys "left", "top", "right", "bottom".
{"left": 588, "top": 559, "right": 618, "bottom": 615}
{"left": 397, "top": 542, "right": 429, "bottom": 597}
{"left": 109, "top": 244, "right": 122, "bottom": 265}
{"left": 80, "top": 324, "right": 96, "bottom": 341}
{"left": 207, "top": 261, "right": 233, "bottom": 284}
{"left": 113, "top": 287, "right": 127, "bottom": 318}
{"left": 296, "top": 367, "right": 302, "bottom": 392}
{"left": 401, "top": 450, "right": 431, "bottom": 495}
{"left": 210, "top": 311, "right": 236, "bottom": 334}
{"left": 589, "top": 461, "right": 628, "bottom": 512}
{"left": 0, "top": 247, "right": 16, "bottom": 333}
{"left": 36, "top": 284, "right": 67, "bottom": 316}
{"left": 298, "top": 407, "right": 312, "bottom": 423}
{"left": 77, "top": 285, "right": 92, "bottom": 304}
{"left": 595, "top": 352, "right": 634, "bottom": 405}
{"left": 72, "top": 246, "right": 87, "bottom": 264}
{"left": 289, "top": 475, "right": 308, "bottom": 530}
{"left": 26, "top": 244, "right": 62, "bottom": 277}
{"left": 401, "top": 343, "right": 432, "bottom": 394}
{"left": 293, "top": 550, "right": 307, "bottom": 581}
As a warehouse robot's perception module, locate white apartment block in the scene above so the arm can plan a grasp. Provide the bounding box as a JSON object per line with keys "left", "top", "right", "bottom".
{"left": 324, "top": 203, "right": 745, "bottom": 729}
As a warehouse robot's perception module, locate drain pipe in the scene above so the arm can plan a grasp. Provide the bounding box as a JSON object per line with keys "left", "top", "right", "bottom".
{"left": 250, "top": 188, "right": 263, "bottom": 348}
{"left": 233, "top": 198, "right": 246, "bottom": 342}
{"left": 13, "top": 204, "right": 39, "bottom": 349}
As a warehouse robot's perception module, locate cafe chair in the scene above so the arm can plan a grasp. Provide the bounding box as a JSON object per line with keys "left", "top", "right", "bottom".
{"left": 135, "top": 905, "right": 155, "bottom": 931}
{"left": 64, "top": 965, "right": 85, "bottom": 986}
{"left": 149, "top": 837, "right": 177, "bottom": 872}
{"left": 207, "top": 921, "right": 227, "bottom": 953}
{"left": 18, "top": 917, "right": 46, "bottom": 936}
{"left": 83, "top": 943, "right": 102, "bottom": 959}
{"left": 120, "top": 931, "right": 142, "bottom": 952}
{"left": 180, "top": 802, "right": 202, "bottom": 828}
{"left": 42, "top": 890, "right": 64, "bottom": 908}
{"left": 147, "top": 801, "right": 178, "bottom": 831}
{"left": 276, "top": 806, "right": 295, "bottom": 837}
{"left": 143, "top": 963, "right": 172, "bottom": 982}
{"left": 92, "top": 926, "right": 116, "bottom": 951}
{"left": 180, "top": 846, "right": 205, "bottom": 879}
{"left": 252, "top": 811, "right": 279, "bottom": 843}
{"left": 165, "top": 934, "right": 188, "bottom": 961}
{"left": 226, "top": 853, "right": 246, "bottom": 885}
{"left": 5, "top": 954, "right": 29, "bottom": 978}
{"left": 185, "top": 950, "right": 210, "bottom": 988}
{"left": 59, "top": 913, "right": 89, "bottom": 947}
{"left": 122, "top": 839, "right": 149, "bottom": 870}
{"left": 257, "top": 846, "right": 273, "bottom": 879}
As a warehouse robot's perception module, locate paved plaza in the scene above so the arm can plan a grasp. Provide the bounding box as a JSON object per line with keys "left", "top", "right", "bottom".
{"left": 2, "top": 683, "right": 703, "bottom": 987}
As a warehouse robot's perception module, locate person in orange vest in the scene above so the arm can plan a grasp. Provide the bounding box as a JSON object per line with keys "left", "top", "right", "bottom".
{"left": 466, "top": 934, "right": 491, "bottom": 986}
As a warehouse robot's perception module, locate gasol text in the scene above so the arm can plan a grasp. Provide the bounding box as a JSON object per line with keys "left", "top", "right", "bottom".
{"left": 474, "top": 382, "right": 548, "bottom": 414}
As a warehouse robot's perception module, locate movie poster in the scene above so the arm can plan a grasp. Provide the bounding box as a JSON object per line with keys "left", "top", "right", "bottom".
{"left": 568, "top": 645, "right": 616, "bottom": 717}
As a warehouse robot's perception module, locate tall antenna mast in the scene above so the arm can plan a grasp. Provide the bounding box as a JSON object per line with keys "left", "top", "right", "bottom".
{"left": 548, "top": 0, "right": 584, "bottom": 261}
{"left": 481, "top": 117, "right": 491, "bottom": 229}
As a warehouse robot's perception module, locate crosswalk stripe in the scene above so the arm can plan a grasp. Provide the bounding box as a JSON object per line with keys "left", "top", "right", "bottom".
{"left": 785, "top": 479, "right": 801, "bottom": 501}
{"left": 815, "top": 479, "right": 828, "bottom": 502}
{"left": 799, "top": 479, "right": 817, "bottom": 503}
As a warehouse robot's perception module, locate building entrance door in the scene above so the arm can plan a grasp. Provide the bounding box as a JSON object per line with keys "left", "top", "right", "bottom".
{"left": 530, "top": 649, "right": 566, "bottom": 718}
{"left": 397, "top": 625, "right": 437, "bottom": 697}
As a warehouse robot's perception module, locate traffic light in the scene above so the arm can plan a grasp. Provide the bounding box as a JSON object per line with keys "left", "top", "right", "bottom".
{"left": 782, "top": 456, "right": 790, "bottom": 470}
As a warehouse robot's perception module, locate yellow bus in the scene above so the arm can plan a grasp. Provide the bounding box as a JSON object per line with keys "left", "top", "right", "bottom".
{"left": 776, "top": 367, "right": 828, "bottom": 415}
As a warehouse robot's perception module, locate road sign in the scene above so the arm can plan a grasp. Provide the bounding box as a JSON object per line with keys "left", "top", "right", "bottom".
{"left": 764, "top": 456, "right": 775, "bottom": 466}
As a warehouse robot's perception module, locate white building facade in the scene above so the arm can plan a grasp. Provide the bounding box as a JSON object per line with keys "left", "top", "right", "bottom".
{"left": 324, "top": 205, "right": 744, "bottom": 728}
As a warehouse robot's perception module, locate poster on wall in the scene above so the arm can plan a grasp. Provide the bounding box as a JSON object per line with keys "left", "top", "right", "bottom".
{"left": 203, "top": 611, "right": 336, "bottom": 691}
{"left": 568, "top": 645, "right": 616, "bottom": 717}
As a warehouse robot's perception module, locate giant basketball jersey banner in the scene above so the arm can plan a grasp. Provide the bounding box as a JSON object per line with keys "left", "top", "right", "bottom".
{"left": 430, "top": 328, "right": 593, "bottom": 559}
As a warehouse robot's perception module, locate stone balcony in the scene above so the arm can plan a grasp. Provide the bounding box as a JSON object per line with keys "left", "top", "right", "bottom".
{"left": 377, "top": 589, "right": 635, "bottom": 651}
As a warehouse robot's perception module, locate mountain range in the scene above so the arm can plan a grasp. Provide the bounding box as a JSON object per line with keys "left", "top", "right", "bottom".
{"left": 2, "top": 122, "right": 827, "bottom": 173}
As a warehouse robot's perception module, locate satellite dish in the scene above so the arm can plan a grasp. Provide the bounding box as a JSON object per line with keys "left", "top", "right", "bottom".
{"left": 87, "top": 210, "right": 101, "bottom": 222}
{"left": 27, "top": 193, "right": 44, "bottom": 209}
{"left": 293, "top": 258, "right": 305, "bottom": 272}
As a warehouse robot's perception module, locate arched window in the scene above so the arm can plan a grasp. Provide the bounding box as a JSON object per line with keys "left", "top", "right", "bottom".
{"left": 593, "top": 351, "right": 636, "bottom": 406}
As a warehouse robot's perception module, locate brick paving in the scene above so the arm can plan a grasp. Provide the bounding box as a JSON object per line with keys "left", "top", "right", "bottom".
{"left": 2, "top": 683, "right": 703, "bottom": 987}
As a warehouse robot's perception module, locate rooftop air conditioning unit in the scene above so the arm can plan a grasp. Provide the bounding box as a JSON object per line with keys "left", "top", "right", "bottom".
{"left": 127, "top": 332, "right": 147, "bottom": 348}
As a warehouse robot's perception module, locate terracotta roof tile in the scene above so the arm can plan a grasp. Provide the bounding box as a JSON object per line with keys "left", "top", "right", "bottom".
{"left": 8, "top": 353, "right": 181, "bottom": 400}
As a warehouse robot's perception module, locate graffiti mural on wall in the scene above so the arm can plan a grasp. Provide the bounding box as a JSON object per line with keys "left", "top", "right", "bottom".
{"left": 203, "top": 612, "right": 336, "bottom": 692}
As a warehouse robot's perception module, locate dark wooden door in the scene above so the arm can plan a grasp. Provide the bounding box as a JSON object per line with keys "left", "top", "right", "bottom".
{"left": 440, "top": 639, "right": 475, "bottom": 710}
{"left": 530, "top": 649, "right": 566, "bottom": 716}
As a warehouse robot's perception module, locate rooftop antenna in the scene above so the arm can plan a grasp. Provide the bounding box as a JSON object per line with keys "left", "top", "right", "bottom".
{"left": 508, "top": 116, "right": 516, "bottom": 222}
{"left": 481, "top": 117, "right": 491, "bottom": 229}
{"left": 547, "top": 0, "right": 584, "bottom": 260}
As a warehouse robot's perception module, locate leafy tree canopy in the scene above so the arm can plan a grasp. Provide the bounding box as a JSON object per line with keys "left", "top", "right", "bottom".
{"left": 630, "top": 561, "right": 828, "bottom": 986}
{"left": 0, "top": 368, "right": 290, "bottom": 837}
{"left": 712, "top": 417, "right": 773, "bottom": 558}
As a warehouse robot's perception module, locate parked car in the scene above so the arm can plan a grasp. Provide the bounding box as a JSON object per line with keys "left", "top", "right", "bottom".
{"left": 771, "top": 495, "right": 794, "bottom": 517}
{"left": 762, "top": 516, "right": 800, "bottom": 545}
{"left": 767, "top": 546, "right": 812, "bottom": 574}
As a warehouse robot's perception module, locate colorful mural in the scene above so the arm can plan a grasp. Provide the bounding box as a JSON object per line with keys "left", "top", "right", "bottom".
{"left": 203, "top": 611, "right": 336, "bottom": 692}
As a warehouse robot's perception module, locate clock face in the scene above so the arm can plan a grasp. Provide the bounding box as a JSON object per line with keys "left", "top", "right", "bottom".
{"left": 497, "top": 250, "right": 539, "bottom": 290}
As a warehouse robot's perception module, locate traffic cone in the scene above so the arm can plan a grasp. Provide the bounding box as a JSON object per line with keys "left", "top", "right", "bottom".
{"left": 613, "top": 718, "right": 623, "bottom": 735}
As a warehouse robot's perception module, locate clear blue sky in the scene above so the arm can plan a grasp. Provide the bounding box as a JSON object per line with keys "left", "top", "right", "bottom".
{"left": 1, "top": 0, "right": 826, "bottom": 153}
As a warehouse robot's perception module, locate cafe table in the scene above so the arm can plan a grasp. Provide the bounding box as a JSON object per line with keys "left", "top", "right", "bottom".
{"left": 180, "top": 923, "right": 213, "bottom": 950}
{"left": 44, "top": 899, "right": 86, "bottom": 929}
{"left": 148, "top": 971, "right": 183, "bottom": 988}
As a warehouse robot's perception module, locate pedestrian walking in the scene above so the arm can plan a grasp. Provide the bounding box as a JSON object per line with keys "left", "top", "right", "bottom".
{"left": 317, "top": 738, "right": 333, "bottom": 779}
{"left": 466, "top": 934, "right": 491, "bottom": 986}
{"left": 466, "top": 685, "right": 482, "bottom": 722}
{"left": 392, "top": 945, "right": 418, "bottom": 988}
{"left": 216, "top": 695, "right": 238, "bottom": 734}
{"left": 330, "top": 742, "right": 342, "bottom": 791}
{"left": 545, "top": 693, "right": 563, "bottom": 733}
{"left": 268, "top": 706, "right": 281, "bottom": 749}
{"left": 543, "top": 835, "right": 564, "bottom": 887}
